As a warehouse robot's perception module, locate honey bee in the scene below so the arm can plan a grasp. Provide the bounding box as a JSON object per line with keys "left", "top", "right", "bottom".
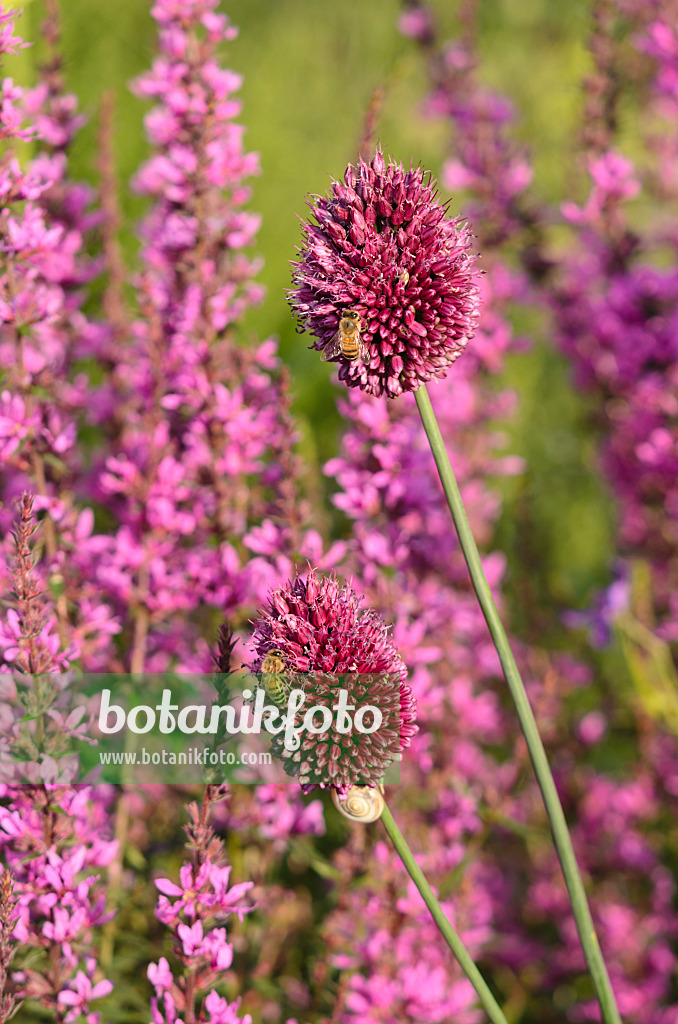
{"left": 320, "top": 310, "right": 366, "bottom": 363}
{"left": 259, "top": 649, "right": 289, "bottom": 707}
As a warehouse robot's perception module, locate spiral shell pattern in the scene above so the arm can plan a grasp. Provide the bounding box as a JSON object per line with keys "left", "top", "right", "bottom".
{"left": 332, "top": 785, "right": 385, "bottom": 824}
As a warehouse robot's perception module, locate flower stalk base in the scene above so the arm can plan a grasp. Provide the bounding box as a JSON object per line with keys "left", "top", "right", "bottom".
{"left": 380, "top": 801, "right": 510, "bottom": 1024}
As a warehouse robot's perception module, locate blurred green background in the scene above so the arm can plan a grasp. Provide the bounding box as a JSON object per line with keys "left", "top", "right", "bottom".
{"left": 6, "top": 0, "right": 617, "bottom": 641}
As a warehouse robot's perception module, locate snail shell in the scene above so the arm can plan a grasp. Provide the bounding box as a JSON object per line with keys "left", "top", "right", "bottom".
{"left": 332, "top": 784, "right": 385, "bottom": 824}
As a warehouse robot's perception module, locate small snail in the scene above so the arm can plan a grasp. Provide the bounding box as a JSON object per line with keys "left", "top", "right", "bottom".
{"left": 331, "top": 784, "right": 385, "bottom": 824}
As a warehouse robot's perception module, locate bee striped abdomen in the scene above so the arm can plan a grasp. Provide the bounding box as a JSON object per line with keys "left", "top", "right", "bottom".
{"left": 339, "top": 336, "right": 361, "bottom": 360}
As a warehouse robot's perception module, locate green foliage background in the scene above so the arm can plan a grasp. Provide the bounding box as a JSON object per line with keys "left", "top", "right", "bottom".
{"left": 7, "top": 0, "right": 617, "bottom": 650}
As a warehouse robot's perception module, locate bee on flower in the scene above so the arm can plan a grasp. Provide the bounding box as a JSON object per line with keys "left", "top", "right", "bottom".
{"left": 290, "top": 147, "right": 481, "bottom": 397}
{"left": 320, "top": 310, "right": 367, "bottom": 364}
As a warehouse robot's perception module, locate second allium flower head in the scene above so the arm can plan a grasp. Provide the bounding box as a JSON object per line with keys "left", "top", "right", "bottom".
{"left": 290, "top": 148, "right": 482, "bottom": 397}
{"left": 249, "top": 568, "right": 418, "bottom": 791}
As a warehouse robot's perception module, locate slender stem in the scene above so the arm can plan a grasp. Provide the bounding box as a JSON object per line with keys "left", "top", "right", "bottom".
{"left": 30, "top": 450, "right": 69, "bottom": 648}
{"left": 380, "top": 801, "right": 510, "bottom": 1024}
{"left": 414, "top": 384, "right": 621, "bottom": 1024}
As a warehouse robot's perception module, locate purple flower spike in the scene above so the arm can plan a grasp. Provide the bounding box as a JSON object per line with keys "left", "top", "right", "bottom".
{"left": 249, "top": 567, "right": 418, "bottom": 791}
{"left": 290, "top": 147, "right": 482, "bottom": 397}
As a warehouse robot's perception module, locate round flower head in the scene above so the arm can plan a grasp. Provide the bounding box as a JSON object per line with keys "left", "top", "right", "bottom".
{"left": 290, "top": 148, "right": 481, "bottom": 397}
{"left": 249, "top": 568, "right": 418, "bottom": 792}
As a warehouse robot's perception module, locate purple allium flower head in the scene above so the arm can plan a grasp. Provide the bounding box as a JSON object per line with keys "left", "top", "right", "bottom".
{"left": 249, "top": 567, "right": 418, "bottom": 791}
{"left": 290, "top": 147, "right": 482, "bottom": 397}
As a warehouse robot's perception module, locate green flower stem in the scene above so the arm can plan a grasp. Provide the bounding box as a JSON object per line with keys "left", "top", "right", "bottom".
{"left": 414, "top": 384, "right": 621, "bottom": 1024}
{"left": 380, "top": 800, "right": 510, "bottom": 1024}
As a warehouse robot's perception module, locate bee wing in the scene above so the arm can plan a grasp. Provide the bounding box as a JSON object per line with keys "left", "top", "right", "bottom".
{"left": 357, "top": 336, "right": 369, "bottom": 364}
{"left": 320, "top": 331, "right": 342, "bottom": 362}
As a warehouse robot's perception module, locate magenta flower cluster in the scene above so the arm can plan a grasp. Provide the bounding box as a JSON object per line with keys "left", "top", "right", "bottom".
{"left": 0, "top": 783, "right": 116, "bottom": 1023}
{"left": 290, "top": 149, "right": 481, "bottom": 397}
{"left": 549, "top": 4, "right": 678, "bottom": 648}
{"left": 148, "top": 790, "right": 254, "bottom": 1024}
{"left": 87, "top": 0, "right": 292, "bottom": 673}
{"left": 0, "top": 1, "right": 331, "bottom": 1020}
{"left": 0, "top": 3, "right": 118, "bottom": 674}
{"left": 249, "top": 567, "right": 417, "bottom": 790}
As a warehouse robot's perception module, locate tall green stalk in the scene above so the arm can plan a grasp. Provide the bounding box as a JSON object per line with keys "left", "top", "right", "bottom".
{"left": 414, "top": 384, "right": 622, "bottom": 1024}
{"left": 380, "top": 801, "right": 510, "bottom": 1024}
